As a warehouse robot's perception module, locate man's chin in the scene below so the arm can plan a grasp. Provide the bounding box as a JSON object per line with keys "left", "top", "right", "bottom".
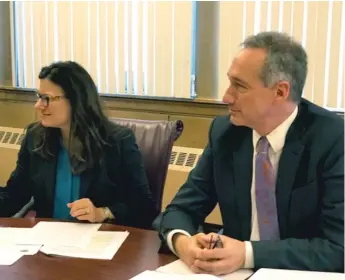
{"left": 229, "top": 115, "right": 244, "bottom": 126}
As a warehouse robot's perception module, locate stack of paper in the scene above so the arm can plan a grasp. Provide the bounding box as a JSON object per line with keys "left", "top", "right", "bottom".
{"left": 0, "top": 221, "right": 130, "bottom": 265}
{"left": 131, "top": 270, "right": 222, "bottom": 280}
{"left": 130, "top": 259, "right": 253, "bottom": 280}
{"left": 249, "top": 268, "right": 344, "bottom": 280}
{"left": 19, "top": 221, "right": 102, "bottom": 247}
{"left": 40, "top": 231, "right": 129, "bottom": 260}
{"left": 0, "top": 227, "right": 42, "bottom": 265}
{"left": 157, "top": 260, "right": 253, "bottom": 280}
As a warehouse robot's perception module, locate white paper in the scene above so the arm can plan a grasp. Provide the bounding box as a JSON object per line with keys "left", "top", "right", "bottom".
{"left": 157, "top": 260, "right": 253, "bottom": 280}
{"left": 130, "top": 270, "right": 222, "bottom": 280}
{"left": 0, "top": 227, "right": 41, "bottom": 256}
{"left": 19, "top": 221, "right": 101, "bottom": 247}
{"left": 13, "top": 244, "right": 42, "bottom": 255}
{"left": 0, "top": 248, "right": 24, "bottom": 265}
{"left": 250, "top": 268, "right": 345, "bottom": 280}
{"left": 40, "top": 231, "right": 129, "bottom": 260}
{"left": 0, "top": 227, "right": 33, "bottom": 245}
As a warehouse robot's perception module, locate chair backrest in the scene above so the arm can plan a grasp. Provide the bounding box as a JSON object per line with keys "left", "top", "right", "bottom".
{"left": 110, "top": 118, "right": 183, "bottom": 215}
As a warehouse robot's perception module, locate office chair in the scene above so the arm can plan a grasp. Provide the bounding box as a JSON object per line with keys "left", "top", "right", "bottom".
{"left": 110, "top": 118, "right": 184, "bottom": 216}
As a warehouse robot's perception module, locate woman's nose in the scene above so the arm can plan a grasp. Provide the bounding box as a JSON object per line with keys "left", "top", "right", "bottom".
{"left": 34, "top": 99, "right": 44, "bottom": 109}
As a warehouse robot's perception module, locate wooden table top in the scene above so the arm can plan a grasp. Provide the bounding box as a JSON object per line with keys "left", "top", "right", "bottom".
{"left": 0, "top": 218, "right": 177, "bottom": 280}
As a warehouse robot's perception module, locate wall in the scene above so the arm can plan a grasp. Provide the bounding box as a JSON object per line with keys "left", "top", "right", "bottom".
{"left": 0, "top": 1, "right": 12, "bottom": 86}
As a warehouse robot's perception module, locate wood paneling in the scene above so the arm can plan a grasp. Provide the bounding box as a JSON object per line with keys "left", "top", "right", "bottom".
{"left": 0, "top": 101, "right": 35, "bottom": 128}
{"left": 169, "top": 115, "right": 212, "bottom": 148}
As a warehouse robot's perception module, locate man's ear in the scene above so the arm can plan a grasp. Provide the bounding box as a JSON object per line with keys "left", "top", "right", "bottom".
{"left": 276, "top": 81, "right": 291, "bottom": 100}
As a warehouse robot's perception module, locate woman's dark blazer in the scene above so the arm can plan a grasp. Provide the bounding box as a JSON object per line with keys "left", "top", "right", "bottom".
{"left": 0, "top": 123, "right": 157, "bottom": 229}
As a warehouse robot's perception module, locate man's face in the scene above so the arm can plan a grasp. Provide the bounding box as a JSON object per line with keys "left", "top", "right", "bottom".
{"left": 222, "top": 48, "right": 279, "bottom": 130}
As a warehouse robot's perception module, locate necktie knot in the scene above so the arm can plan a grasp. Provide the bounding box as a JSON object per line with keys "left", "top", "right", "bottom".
{"left": 257, "top": 136, "right": 270, "bottom": 154}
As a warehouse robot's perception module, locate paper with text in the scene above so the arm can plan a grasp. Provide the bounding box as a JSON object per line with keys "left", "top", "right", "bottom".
{"left": 40, "top": 231, "right": 129, "bottom": 260}
{"left": 130, "top": 270, "right": 222, "bottom": 280}
{"left": 157, "top": 260, "right": 253, "bottom": 280}
{"left": 18, "top": 221, "right": 101, "bottom": 247}
{"left": 250, "top": 268, "right": 344, "bottom": 280}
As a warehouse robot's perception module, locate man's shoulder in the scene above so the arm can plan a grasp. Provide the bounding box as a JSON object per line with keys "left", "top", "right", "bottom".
{"left": 299, "top": 99, "right": 344, "bottom": 136}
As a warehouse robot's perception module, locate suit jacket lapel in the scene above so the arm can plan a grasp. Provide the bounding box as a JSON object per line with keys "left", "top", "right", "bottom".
{"left": 42, "top": 157, "right": 58, "bottom": 216}
{"left": 80, "top": 166, "right": 96, "bottom": 198}
{"left": 231, "top": 128, "right": 253, "bottom": 240}
{"left": 276, "top": 105, "right": 306, "bottom": 238}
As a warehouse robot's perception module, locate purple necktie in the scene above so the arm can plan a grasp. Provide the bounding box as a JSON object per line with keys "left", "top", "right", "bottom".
{"left": 255, "top": 137, "right": 280, "bottom": 240}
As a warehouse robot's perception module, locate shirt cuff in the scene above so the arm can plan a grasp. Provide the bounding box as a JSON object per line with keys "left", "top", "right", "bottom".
{"left": 244, "top": 241, "right": 254, "bottom": 268}
{"left": 166, "top": 229, "right": 192, "bottom": 256}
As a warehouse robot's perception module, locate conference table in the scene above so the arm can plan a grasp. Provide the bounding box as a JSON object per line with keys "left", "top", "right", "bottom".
{"left": 0, "top": 218, "right": 177, "bottom": 280}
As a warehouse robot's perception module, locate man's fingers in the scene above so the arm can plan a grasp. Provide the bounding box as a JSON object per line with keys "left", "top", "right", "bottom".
{"left": 194, "top": 233, "right": 209, "bottom": 248}
{"left": 196, "top": 248, "right": 228, "bottom": 260}
{"left": 190, "top": 264, "right": 209, "bottom": 274}
{"left": 193, "top": 259, "right": 232, "bottom": 275}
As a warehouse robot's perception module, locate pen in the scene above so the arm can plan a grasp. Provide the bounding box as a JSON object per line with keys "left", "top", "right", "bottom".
{"left": 208, "top": 234, "right": 224, "bottom": 249}
{"left": 212, "top": 235, "right": 223, "bottom": 249}
{"left": 208, "top": 235, "right": 213, "bottom": 249}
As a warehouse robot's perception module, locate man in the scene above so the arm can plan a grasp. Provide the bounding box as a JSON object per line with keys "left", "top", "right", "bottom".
{"left": 157, "top": 31, "right": 344, "bottom": 275}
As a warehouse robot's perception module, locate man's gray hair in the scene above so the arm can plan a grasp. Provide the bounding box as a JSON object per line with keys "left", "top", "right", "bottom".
{"left": 241, "top": 31, "right": 308, "bottom": 103}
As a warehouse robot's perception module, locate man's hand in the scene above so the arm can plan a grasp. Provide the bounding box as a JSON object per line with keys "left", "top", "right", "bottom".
{"left": 193, "top": 233, "right": 246, "bottom": 275}
{"left": 173, "top": 233, "right": 210, "bottom": 272}
{"left": 67, "top": 198, "right": 105, "bottom": 223}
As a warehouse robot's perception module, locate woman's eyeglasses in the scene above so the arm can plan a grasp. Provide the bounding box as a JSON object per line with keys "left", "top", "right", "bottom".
{"left": 36, "top": 92, "right": 65, "bottom": 107}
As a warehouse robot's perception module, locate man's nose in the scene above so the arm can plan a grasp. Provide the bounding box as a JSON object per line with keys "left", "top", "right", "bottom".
{"left": 222, "top": 90, "right": 236, "bottom": 104}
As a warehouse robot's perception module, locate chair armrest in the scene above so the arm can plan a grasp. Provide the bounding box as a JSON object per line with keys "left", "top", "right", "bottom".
{"left": 12, "top": 197, "right": 34, "bottom": 218}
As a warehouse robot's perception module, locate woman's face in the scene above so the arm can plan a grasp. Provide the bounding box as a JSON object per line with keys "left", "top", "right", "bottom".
{"left": 35, "top": 79, "right": 72, "bottom": 130}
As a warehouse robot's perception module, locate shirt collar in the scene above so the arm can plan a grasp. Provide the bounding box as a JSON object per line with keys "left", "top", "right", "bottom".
{"left": 253, "top": 106, "right": 298, "bottom": 153}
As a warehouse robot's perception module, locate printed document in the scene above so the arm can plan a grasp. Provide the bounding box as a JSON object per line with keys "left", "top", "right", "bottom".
{"left": 18, "top": 221, "right": 101, "bottom": 247}
{"left": 40, "top": 231, "right": 129, "bottom": 260}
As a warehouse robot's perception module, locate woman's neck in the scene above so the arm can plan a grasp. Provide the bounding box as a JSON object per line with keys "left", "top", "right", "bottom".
{"left": 60, "top": 127, "right": 70, "bottom": 148}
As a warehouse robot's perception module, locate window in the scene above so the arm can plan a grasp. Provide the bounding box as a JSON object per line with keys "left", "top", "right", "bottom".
{"left": 217, "top": 0, "right": 345, "bottom": 111}
{"left": 12, "top": 1, "right": 196, "bottom": 98}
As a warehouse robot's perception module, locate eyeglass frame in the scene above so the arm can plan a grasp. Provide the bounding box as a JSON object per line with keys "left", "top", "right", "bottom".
{"left": 35, "top": 92, "right": 65, "bottom": 107}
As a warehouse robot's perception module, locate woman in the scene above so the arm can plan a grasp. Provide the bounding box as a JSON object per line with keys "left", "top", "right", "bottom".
{"left": 0, "top": 61, "right": 156, "bottom": 229}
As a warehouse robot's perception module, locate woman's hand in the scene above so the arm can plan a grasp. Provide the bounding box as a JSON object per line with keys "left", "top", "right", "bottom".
{"left": 67, "top": 198, "right": 105, "bottom": 223}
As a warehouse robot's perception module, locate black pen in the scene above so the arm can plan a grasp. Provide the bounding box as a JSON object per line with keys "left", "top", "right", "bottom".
{"left": 212, "top": 235, "right": 223, "bottom": 249}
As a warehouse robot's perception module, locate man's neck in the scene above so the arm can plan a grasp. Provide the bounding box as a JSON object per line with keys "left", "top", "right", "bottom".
{"left": 255, "top": 103, "right": 297, "bottom": 136}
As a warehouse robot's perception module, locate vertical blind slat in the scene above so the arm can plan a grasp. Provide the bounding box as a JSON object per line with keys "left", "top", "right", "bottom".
{"left": 172, "top": 1, "right": 192, "bottom": 98}
{"left": 115, "top": 1, "right": 126, "bottom": 94}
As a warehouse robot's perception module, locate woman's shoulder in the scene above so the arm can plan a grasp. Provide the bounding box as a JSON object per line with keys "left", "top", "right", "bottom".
{"left": 22, "top": 122, "right": 40, "bottom": 144}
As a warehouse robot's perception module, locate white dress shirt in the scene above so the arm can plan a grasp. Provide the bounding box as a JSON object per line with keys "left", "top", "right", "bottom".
{"left": 167, "top": 106, "right": 298, "bottom": 268}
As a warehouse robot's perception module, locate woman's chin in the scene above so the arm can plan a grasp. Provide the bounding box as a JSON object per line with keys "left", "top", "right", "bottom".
{"left": 40, "top": 120, "right": 53, "bottom": 127}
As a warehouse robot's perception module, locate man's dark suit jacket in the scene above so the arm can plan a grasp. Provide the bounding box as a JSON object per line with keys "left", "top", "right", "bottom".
{"left": 0, "top": 125, "right": 156, "bottom": 229}
{"left": 159, "top": 99, "right": 344, "bottom": 272}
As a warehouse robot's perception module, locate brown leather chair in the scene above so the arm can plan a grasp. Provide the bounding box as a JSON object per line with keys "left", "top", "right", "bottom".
{"left": 110, "top": 118, "right": 184, "bottom": 216}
